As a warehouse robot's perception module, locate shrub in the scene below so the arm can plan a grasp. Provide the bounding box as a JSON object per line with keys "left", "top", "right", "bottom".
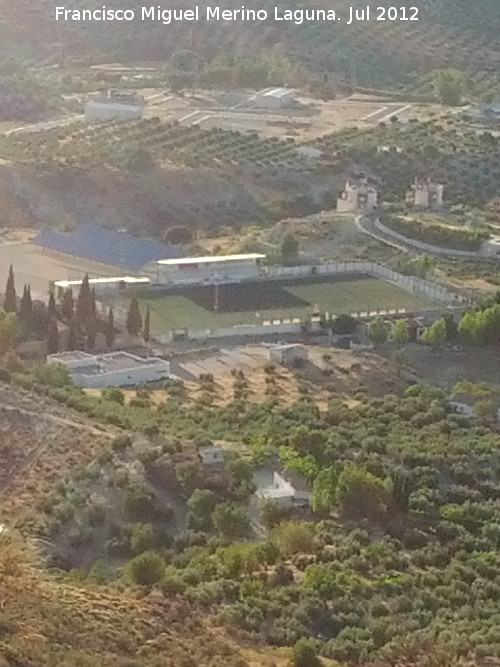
{"left": 128, "top": 551, "right": 165, "bottom": 585}
{"left": 102, "top": 387, "right": 125, "bottom": 405}
{"left": 112, "top": 434, "right": 132, "bottom": 452}
{"left": 130, "top": 523, "right": 160, "bottom": 554}
{"left": 291, "top": 639, "right": 322, "bottom": 667}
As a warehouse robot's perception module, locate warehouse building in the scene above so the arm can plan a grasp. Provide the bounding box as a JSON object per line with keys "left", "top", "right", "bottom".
{"left": 146, "top": 253, "right": 266, "bottom": 286}
{"left": 46, "top": 351, "right": 170, "bottom": 388}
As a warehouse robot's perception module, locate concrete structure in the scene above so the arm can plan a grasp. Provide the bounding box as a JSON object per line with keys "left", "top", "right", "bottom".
{"left": 406, "top": 178, "right": 444, "bottom": 210}
{"left": 481, "top": 237, "right": 500, "bottom": 258}
{"left": 198, "top": 446, "right": 225, "bottom": 469}
{"left": 462, "top": 101, "right": 500, "bottom": 125}
{"left": 268, "top": 344, "right": 308, "bottom": 367}
{"left": 251, "top": 87, "right": 296, "bottom": 109}
{"left": 337, "top": 175, "right": 378, "bottom": 213}
{"left": 53, "top": 276, "right": 149, "bottom": 300}
{"left": 46, "top": 351, "right": 170, "bottom": 388}
{"left": 147, "top": 254, "right": 266, "bottom": 286}
{"left": 257, "top": 470, "right": 311, "bottom": 508}
{"left": 84, "top": 90, "right": 145, "bottom": 122}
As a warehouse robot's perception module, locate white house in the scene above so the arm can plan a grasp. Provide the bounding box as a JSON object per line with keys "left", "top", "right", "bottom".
{"left": 145, "top": 253, "right": 266, "bottom": 286}
{"left": 198, "top": 446, "right": 225, "bottom": 468}
{"left": 85, "top": 90, "right": 145, "bottom": 122}
{"left": 337, "top": 176, "right": 378, "bottom": 213}
{"left": 257, "top": 470, "right": 311, "bottom": 508}
{"left": 251, "top": 87, "right": 296, "bottom": 109}
{"left": 46, "top": 351, "right": 170, "bottom": 388}
{"left": 268, "top": 344, "right": 308, "bottom": 367}
{"left": 406, "top": 178, "right": 444, "bottom": 210}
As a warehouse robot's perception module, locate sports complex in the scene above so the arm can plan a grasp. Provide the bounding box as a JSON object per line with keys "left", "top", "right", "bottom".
{"left": 19, "top": 224, "right": 460, "bottom": 337}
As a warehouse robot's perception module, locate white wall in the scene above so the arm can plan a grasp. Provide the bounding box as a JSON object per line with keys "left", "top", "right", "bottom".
{"left": 72, "top": 361, "right": 170, "bottom": 388}
{"left": 84, "top": 102, "right": 143, "bottom": 122}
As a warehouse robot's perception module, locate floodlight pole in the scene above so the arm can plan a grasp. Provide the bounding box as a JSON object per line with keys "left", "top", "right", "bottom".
{"left": 213, "top": 270, "right": 220, "bottom": 312}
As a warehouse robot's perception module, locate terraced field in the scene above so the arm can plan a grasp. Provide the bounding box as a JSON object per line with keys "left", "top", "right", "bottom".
{"left": 0, "top": 117, "right": 310, "bottom": 172}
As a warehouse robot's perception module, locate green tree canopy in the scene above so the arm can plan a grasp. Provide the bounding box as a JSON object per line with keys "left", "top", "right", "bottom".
{"left": 368, "top": 317, "right": 390, "bottom": 344}
{"left": 336, "top": 465, "right": 390, "bottom": 521}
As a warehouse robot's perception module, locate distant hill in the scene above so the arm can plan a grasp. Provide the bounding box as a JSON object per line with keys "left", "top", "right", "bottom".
{"left": 0, "top": 0, "right": 499, "bottom": 96}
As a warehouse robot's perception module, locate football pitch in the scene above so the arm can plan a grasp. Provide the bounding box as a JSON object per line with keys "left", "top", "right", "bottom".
{"left": 115, "top": 275, "right": 436, "bottom": 332}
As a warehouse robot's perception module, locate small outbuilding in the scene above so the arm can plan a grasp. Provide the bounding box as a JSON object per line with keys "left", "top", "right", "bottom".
{"left": 198, "top": 446, "right": 225, "bottom": 469}
{"left": 251, "top": 87, "right": 296, "bottom": 109}
{"left": 268, "top": 344, "right": 308, "bottom": 367}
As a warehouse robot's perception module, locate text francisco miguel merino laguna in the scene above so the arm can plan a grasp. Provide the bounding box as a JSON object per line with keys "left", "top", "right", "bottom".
{"left": 54, "top": 5, "right": 409, "bottom": 25}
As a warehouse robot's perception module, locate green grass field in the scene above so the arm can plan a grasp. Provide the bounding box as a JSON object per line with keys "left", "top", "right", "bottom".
{"left": 114, "top": 276, "right": 436, "bottom": 332}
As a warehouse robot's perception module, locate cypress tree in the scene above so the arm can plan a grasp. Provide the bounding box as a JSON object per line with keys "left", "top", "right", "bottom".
{"left": 86, "top": 287, "right": 97, "bottom": 350}
{"left": 61, "top": 287, "right": 74, "bottom": 322}
{"left": 105, "top": 307, "right": 115, "bottom": 348}
{"left": 67, "top": 317, "right": 78, "bottom": 351}
{"left": 19, "top": 285, "right": 33, "bottom": 329}
{"left": 75, "top": 274, "right": 92, "bottom": 324}
{"left": 48, "top": 291, "right": 57, "bottom": 320}
{"left": 143, "top": 305, "right": 151, "bottom": 342}
{"left": 3, "top": 265, "right": 16, "bottom": 313}
{"left": 126, "top": 296, "right": 142, "bottom": 336}
{"left": 47, "top": 318, "right": 60, "bottom": 354}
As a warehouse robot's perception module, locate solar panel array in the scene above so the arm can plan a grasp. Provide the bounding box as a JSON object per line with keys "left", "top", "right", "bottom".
{"left": 34, "top": 224, "right": 183, "bottom": 271}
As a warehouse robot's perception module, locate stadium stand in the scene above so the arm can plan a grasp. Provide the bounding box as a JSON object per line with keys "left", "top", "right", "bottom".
{"left": 34, "top": 224, "right": 183, "bottom": 271}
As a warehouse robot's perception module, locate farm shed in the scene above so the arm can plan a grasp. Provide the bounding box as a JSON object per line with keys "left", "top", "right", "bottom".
{"left": 252, "top": 87, "right": 296, "bottom": 109}
{"left": 46, "top": 351, "right": 170, "bottom": 388}
{"left": 268, "top": 344, "right": 308, "bottom": 367}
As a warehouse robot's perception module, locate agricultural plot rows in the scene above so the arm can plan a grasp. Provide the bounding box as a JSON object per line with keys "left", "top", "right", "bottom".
{"left": 0, "top": 117, "right": 310, "bottom": 172}
{"left": 313, "top": 118, "right": 500, "bottom": 206}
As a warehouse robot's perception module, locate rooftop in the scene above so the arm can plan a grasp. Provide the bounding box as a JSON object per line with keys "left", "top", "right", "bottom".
{"left": 49, "top": 351, "right": 168, "bottom": 375}
{"left": 157, "top": 253, "right": 266, "bottom": 266}
{"left": 263, "top": 87, "right": 295, "bottom": 98}
{"left": 54, "top": 276, "right": 150, "bottom": 288}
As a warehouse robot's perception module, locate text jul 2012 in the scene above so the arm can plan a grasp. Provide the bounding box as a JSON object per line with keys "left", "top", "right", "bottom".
{"left": 53, "top": 5, "right": 419, "bottom": 25}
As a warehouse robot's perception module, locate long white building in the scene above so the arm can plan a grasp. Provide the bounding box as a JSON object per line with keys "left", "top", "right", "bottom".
{"left": 47, "top": 351, "right": 170, "bottom": 388}
{"left": 145, "top": 253, "right": 266, "bottom": 286}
